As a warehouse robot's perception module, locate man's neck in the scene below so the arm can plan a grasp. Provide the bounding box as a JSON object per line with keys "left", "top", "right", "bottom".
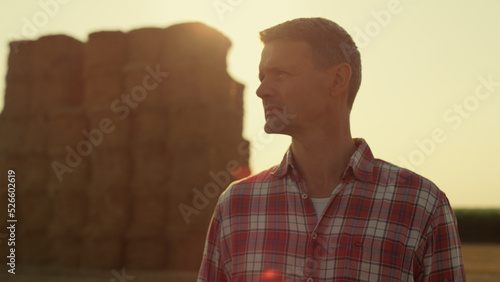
{"left": 290, "top": 129, "right": 356, "bottom": 198}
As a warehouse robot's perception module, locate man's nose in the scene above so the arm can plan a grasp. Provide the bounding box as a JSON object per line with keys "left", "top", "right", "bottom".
{"left": 256, "top": 79, "right": 275, "bottom": 99}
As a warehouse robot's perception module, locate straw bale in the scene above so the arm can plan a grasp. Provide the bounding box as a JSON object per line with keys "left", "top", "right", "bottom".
{"left": 165, "top": 102, "right": 214, "bottom": 141}
{"left": 168, "top": 141, "right": 214, "bottom": 184}
{"left": 48, "top": 188, "right": 88, "bottom": 238}
{"left": 166, "top": 175, "right": 219, "bottom": 229}
{"left": 85, "top": 31, "right": 126, "bottom": 76}
{"left": 86, "top": 110, "right": 131, "bottom": 148}
{"left": 46, "top": 109, "right": 88, "bottom": 149}
{"left": 33, "top": 35, "right": 84, "bottom": 80}
{"left": 160, "top": 23, "right": 231, "bottom": 69}
{"left": 197, "top": 68, "right": 234, "bottom": 102}
{"left": 127, "top": 28, "right": 163, "bottom": 65}
{"left": 49, "top": 236, "right": 81, "bottom": 267}
{"left": 32, "top": 77, "right": 84, "bottom": 113}
{"left": 17, "top": 234, "right": 51, "bottom": 265}
{"left": 122, "top": 63, "right": 165, "bottom": 110}
{"left": 83, "top": 73, "right": 122, "bottom": 111}
{"left": 84, "top": 188, "right": 129, "bottom": 239}
{"left": 212, "top": 107, "right": 244, "bottom": 145}
{"left": 166, "top": 226, "right": 207, "bottom": 271}
{"left": 6, "top": 40, "right": 35, "bottom": 82}
{"left": 160, "top": 67, "right": 204, "bottom": 105}
{"left": 0, "top": 114, "right": 25, "bottom": 151}
{"left": 2, "top": 81, "right": 32, "bottom": 116}
{"left": 125, "top": 237, "right": 167, "bottom": 269}
{"left": 130, "top": 192, "right": 168, "bottom": 227}
{"left": 126, "top": 222, "right": 165, "bottom": 239}
{"left": 21, "top": 114, "right": 47, "bottom": 152}
{"left": 80, "top": 238, "right": 123, "bottom": 269}
{"left": 130, "top": 109, "right": 168, "bottom": 145}
{"left": 88, "top": 148, "right": 130, "bottom": 191}
{"left": 14, "top": 152, "right": 50, "bottom": 194}
{"left": 130, "top": 143, "right": 171, "bottom": 187}
{"left": 16, "top": 192, "right": 52, "bottom": 236}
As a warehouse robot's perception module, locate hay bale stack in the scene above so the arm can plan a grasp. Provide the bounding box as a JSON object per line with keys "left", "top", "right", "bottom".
{"left": 0, "top": 22, "right": 249, "bottom": 271}
{"left": 83, "top": 31, "right": 126, "bottom": 111}
{"left": 4, "top": 41, "right": 35, "bottom": 115}
{"left": 32, "top": 35, "right": 84, "bottom": 113}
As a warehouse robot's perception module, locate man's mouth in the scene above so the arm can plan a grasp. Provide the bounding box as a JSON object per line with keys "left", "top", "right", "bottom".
{"left": 264, "top": 106, "right": 281, "bottom": 118}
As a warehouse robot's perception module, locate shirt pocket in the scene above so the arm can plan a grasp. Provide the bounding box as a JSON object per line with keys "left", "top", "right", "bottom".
{"left": 327, "top": 234, "right": 407, "bottom": 277}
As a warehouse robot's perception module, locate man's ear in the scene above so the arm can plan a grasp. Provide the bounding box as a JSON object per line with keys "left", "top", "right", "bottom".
{"left": 329, "top": 63, "right": 351, "bottom": 95}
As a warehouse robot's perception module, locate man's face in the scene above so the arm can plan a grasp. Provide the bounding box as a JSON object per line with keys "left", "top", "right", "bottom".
{"left": 257, "top": 39, "right": 332, "bottom": 135}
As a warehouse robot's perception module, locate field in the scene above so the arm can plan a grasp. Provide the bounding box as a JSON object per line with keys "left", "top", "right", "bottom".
{"left": 462, "top": 244, "right": 500, "bottom": 281}
{"left": 0, "top": 244, "right": 497, "bottom": 281}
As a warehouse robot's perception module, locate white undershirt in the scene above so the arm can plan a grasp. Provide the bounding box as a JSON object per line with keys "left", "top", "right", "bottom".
{"left": 310, "top": 198, "right": 330, "bottom": 220}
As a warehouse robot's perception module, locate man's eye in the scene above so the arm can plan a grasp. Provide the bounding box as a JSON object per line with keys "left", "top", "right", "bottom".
{"left": 276, "top": 72, "right": 288, "bottom": 79}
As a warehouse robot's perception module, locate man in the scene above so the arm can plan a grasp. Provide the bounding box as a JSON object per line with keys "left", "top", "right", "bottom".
{"left": 198, "top": 17, "right": 465, "bottom": 281}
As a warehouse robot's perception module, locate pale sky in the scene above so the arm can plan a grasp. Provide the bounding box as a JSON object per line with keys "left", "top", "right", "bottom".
{"left": 1, "top": 0, "right": 499, "bottom": 208}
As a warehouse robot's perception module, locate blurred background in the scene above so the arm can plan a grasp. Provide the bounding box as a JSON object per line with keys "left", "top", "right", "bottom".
{"left": 1, "top": 0, "right": 499, "bottom": 208}
{"left": 0, "top": 0, "right": 499, "bottom": 281}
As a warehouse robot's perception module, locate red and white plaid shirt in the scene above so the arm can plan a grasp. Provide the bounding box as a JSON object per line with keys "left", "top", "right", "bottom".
{"left": 198, "top": 139, "right": 465, "bottom": 281}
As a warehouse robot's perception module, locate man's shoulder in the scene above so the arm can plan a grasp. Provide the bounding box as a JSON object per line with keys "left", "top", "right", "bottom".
{"left": 371, "top": 157, "right": 431, "bottom": 182}
{"left": 369, "top": 157, "right": 445, "bottom": 204}
{"left": 354, "top": 138, "right": 440, "bottom": 195}
{"left": 217, "top": 165, "right": 279, "bottom": 204}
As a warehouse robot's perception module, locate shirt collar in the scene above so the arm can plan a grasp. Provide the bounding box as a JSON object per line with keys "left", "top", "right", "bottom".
{"left": 269, "top": 145, "right": 296, "bottom": 179}
{"left": 270, "top": 138, "right": 378, "bottom": 183}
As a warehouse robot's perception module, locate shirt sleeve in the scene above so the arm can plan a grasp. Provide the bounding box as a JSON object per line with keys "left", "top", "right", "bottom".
{"left": 416, "top": 193, "right": 466, "bottom": 281}
{"left": 197, "top": 204, "right": 229, "bottom": 282}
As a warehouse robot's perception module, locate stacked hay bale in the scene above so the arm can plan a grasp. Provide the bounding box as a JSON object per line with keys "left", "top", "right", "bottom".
{"left": 125, "top": 27, "right": 170, "bottom": 270}
{"left": 0, "top": 35, "right": 87, "bottom": 267}
{"left": 38, "top": 36, "right": 87, "bottom": 268}
{"left": 0, "top": 22, "right": 249, "bottom": 271}
{"left": 80, "top": 31, "right": 130, "bottom": 269}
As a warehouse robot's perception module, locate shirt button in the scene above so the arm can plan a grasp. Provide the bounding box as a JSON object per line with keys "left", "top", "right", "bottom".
{"left": 312, "top": 233, "right": 317, "bottom": 240}
{"left": 301, "top": 193, "right": 308, "bottom": 199}
{"left": 307, "top": 278, "right": 313, "bottom": 282}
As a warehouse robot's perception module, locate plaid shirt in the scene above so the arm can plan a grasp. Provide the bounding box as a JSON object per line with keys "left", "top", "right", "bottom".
{"left": 198, "top": 138, "right": 465, "bottom": 281}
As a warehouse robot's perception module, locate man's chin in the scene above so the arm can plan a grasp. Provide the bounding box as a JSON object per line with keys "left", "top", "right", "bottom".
{"left": 264, "top": 117, "right": 289, "bottom": 134}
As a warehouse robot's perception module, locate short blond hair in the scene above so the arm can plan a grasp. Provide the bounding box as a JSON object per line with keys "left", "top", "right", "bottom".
{"left": 260, "top": 17, "right": 362, "bottom": 108}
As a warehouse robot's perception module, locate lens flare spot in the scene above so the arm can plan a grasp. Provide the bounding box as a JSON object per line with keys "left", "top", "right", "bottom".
{"left": 261, "top": 269, "right": 282, "bottom": 281}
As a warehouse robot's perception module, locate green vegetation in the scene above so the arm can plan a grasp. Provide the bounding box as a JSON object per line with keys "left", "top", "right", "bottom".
{"left": 454, "top": 209, "right": 500, "bottom": 243}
